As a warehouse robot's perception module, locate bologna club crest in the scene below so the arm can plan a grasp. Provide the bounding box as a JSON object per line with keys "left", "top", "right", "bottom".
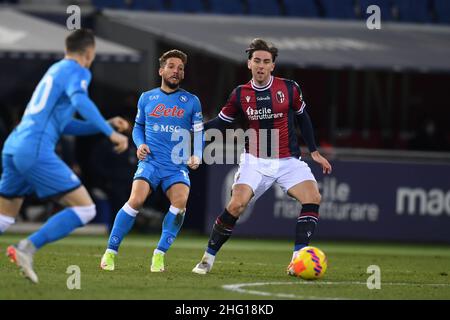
{"left": 276, "top": 91, "right": 285, "bottom": 103}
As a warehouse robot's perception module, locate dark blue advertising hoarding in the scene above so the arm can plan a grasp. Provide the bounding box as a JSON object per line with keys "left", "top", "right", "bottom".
{"left": 205, "top": 159, "right": 450, "bottom": 243}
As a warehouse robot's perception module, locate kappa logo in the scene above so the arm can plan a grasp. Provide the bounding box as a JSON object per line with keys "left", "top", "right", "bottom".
{"left": 276, "top": 91, "right": 285, "bottom": 104}
{"left": 245, "top": 96, "right": 251, "bottom": 103}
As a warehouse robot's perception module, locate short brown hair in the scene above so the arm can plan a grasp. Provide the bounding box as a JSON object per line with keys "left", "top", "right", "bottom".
{"left": 65, "top": 29, "right": 95, "bottom": 54}
{"left": 159, "top": 49, "right": 187, "bottom": 67}
{"left": 245, "top": 38, "right": 278, "bottom": 62}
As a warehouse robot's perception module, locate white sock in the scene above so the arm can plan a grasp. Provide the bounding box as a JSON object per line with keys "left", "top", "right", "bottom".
{"left": 169, "top": 205, "right": 183, "bottom": 215}
{"left": 154, "top": 248, "right": 165, "bottom": 255}
{"left": 123, "top": 203, "right": 139, "bottom": 217}
{"left": 106, "top": 249, "right": 118, "bottom": 255}
{"left": 0, "top": 214, "right": 15, "bottom": 233}
{"left": 203, "top": 252, "right": 216, "bottom": 265}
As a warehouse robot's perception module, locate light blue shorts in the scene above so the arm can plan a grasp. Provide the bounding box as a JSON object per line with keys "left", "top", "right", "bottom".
{"left": 133, "top": 161, "right": 190, "bottom": 193}
{"left": 0, "top": 152, "right": 81, "bottom": 199}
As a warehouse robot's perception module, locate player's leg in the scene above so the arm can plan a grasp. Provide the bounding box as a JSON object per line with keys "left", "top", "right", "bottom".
{"left": 150, "top": 183, "right": 189, "bottom": 272}
{"left": 287, "top": 180, "right": 321, "bottom": 261}
{"left": 7, "top": 153, "right": 93, "bottom": 283}
{"left": 192, "top": 184, "right": 253, "bottom": 274}
{"left": 7, "top": 186, "right": 93, "bottom": 284}
{"left": 0, "top": 197, "right": 23, "bottom": 234}
{"left": 18, "top": 185, "right": 95, "bottom": 252}
{"left": 0, "top": 154, "right": 31, "bottom": 233}
{"left": 1, "top": 154, "right": 36, "bottom": 282}
{"left": 101, "top": 179, "right": 151, "bottom": 271}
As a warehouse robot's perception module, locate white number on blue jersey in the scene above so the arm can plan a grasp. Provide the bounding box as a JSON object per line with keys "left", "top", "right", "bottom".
{"left": 25, "top": 75, "right": 54, "bottom": 115}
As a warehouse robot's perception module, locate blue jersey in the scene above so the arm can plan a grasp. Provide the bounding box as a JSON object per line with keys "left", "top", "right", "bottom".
{"left": 3, "top": 59, "right": 112, "bottom": 156}
{"left": 132, "top": 88, "right": 203, "bottom": 170}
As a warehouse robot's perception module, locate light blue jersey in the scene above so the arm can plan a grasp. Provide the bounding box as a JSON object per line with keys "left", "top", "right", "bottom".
{"left": 132, "top": 87, "right": 203, "bottom": 192}
{"left": 3, "top": 59, "right": 112, "bottom": 156}
{"left": 133, "top": 87, "right": 203, "bottom": 169}
{"left": 0, "top": 59, "right": 113, "bottom": 199}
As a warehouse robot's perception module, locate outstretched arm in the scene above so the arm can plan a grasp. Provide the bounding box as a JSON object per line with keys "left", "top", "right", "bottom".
{"left": 63, "top": 117, "right": 129, "bottom": 136}
{"left": 204, "top": 116, "right": 234, "bottom": 132}
{"left": 70, "top": 92, "right": 114, "bottom": 137}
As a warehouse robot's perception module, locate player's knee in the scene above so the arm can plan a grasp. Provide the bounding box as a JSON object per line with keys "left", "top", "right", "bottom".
{"left": 170, "top": 194, "right": 189, "bottom": 209}
{"left": 128, "top": 195, "right": 146, "bottom": 210}
{"left": 307, "top": 192, "right": 321, "bottom": 204}
{"left": 227, "top": 199, "right": 247, "bottom": 216}
{"left": 72, "top": 204, "right": 96, "bottom": 225}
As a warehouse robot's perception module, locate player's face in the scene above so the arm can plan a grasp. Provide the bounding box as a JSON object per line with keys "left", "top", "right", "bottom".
{"left": 248, "top": 50, "right": 275, "bottom": 85}
{"left": 159, "top": 57, "right": 185, "bottom": 89}
{"left": 84, "top": 46, "right": 96, "bottom": 68}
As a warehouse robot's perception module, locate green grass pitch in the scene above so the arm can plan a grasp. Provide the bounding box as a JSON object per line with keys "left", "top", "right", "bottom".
{"left": 0, "top": 234, "right": 449, "bottom": 300}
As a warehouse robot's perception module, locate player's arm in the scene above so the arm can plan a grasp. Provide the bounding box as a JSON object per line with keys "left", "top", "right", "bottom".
{"left": 66, "top": 70, "right": 128, "bottom": 153}
{"left": 296, "top": 111, "right": 317, "bottom": 153}
{"left": 70, "top": 93, "right": 128, "bottom": 153}
{"left": 63, "top": 117, "right": 129, "bottom": 136}
{"left": 188, "top": 96, "right": 204, "bottom": 170}
{"left": 133, "top": 93, "right": 150, "bottom": 160}
{"left": 293, "top": 82, "right": 332, "bottom": 174}
{"left": 204, "top": 88, "right": 239, "bottom": 132}
{"left": 70, "top": 93, "right": 114, "bottom": 136}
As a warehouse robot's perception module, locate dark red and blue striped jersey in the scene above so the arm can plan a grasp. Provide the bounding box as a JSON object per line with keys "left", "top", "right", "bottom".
{"left": 218, "top": 76, "right": 306, "bottom": 159}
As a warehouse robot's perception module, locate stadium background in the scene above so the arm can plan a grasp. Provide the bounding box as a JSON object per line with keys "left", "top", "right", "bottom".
{"left": 0, "top": 0, "right": 449, "bottom": 245}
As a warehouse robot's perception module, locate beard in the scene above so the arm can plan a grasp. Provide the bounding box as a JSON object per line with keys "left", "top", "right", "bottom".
{"left": 163, "top": 78, "right": 180, "bottom": 90}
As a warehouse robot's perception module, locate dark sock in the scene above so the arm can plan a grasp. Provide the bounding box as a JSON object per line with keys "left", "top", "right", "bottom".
{"left": 206, "top": 209, "right": 238, "bottom": 255}
{"left": 294, "top": 203, "right": 320, "bottom": 251}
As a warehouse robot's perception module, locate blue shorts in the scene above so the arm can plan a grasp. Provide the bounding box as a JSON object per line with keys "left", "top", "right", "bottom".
{"left": 133, "top": 161, "right": 190, "bottom": 193}
{"left": 0, "top": 153, "right": 81, "bottom": 199}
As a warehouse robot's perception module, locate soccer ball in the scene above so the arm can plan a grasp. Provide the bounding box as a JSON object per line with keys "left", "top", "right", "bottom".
{"left": 287, "top": 246, "right": 327, "bottom": 280}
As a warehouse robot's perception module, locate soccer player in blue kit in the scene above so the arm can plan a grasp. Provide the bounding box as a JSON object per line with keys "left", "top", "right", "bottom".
{"left": 0, "top": 29, "right": 129, "bottom": 283}
{"left": 100, "top": 49, "right": 203, "bottom": 272}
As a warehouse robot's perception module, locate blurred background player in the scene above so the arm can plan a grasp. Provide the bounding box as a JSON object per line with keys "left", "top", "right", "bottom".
{"left": 100, "top": 49, "right": 204, "bottom": 272}
{"left": 192, "top": 38, "right": 332, "bottom": 275}
{"left": 0, "top": 29, "right": 129, "bottom": 283}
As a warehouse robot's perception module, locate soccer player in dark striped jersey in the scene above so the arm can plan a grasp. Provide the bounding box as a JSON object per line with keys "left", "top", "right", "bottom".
{"left": 193, "top": 38, "right": 332, "bottom": 275}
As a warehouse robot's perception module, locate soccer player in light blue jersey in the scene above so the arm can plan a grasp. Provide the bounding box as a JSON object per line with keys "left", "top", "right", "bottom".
{"left": 100, "top": 50, "right": 204, "bottom": 272}
{"left": 0, "top": 29, "right": 129, "bottom": 283}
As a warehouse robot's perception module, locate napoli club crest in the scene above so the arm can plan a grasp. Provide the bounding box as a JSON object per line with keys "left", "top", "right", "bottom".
{"left": 276, "top": 91, "right": 285, "bottom": 103}
{"left": 179, "top": 95, "right": 188, "bottom": 103}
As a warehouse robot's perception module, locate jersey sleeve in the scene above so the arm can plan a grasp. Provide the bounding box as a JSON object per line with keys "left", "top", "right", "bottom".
{"left": 191, "top": 95, "right": 204, "bottom": 159}
{"left": 133, "top": 93, "right": 146, "bottom": 147}
{"left": 218, "top": 88, "right": 239, "bottom": 123}
{"left": 65, "top": 68, "right": 91, "bottom": 98}
{"left": 191, "top": 95, "right": 204, "bottom": 132}
{"left": 135, "top": 93, "right": 146, "bottom": 125}
{"left": 292, "top": 81, "right": 307, "bottom": 115}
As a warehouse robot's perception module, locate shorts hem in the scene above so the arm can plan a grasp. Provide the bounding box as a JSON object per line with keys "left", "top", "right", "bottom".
{"left": 0, "top": 192, "right": 29, "bottom": 199}
{"left": 38, "top": 184, "right": 82, "bottom": 201}
{"left": 162, "top": 181, "right": 190, "bottom": 193}
{"left": 133, "top": 177, "right": 154, "bottom": 191}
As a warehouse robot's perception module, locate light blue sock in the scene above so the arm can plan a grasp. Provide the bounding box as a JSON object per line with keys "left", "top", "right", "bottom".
{"left": 28, "top": 208, "right": 83, "bottom": 250}
{"left": 156, "top": 206, "right": 185, "bottom": 253}
{"left": 107, "top": 203, "right": 138, "bottom": 252}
